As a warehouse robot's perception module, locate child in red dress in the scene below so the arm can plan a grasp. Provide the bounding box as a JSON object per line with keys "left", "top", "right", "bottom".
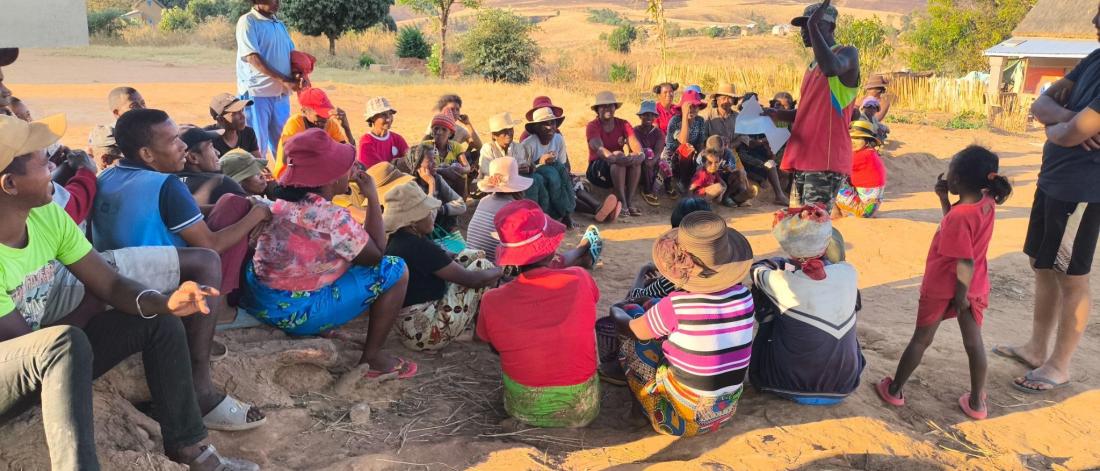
{"left": 876, "top": 146, "right": 1013, "bottom": 420}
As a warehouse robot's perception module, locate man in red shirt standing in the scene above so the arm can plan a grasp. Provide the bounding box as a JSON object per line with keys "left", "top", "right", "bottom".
{"left": 763, "top": 0, "right": 860, "bottom": 211}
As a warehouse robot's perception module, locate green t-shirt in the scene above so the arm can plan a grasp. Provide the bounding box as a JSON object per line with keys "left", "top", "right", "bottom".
{"left": 1, "top": 203, "right": 93, "bottom": 325}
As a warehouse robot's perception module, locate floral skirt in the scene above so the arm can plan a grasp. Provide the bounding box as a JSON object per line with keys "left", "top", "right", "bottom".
{"left": 835, "top": 183, "right": 885, "bottom": 218}
{"left": 395, "top": 249, "right": 493, "bottom": 351}
{"left": 619, "top": 304, "right": 741, "bottom": 437}
{"left": 240, "top": 256, "right": 407, "bottom": 336}
{"left": 502, "top": 373, "right": 600, "bottom": 428}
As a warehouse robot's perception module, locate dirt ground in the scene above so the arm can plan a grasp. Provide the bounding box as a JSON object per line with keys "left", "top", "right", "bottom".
{"left": 3, "top": 51, "right": 1100, "bottom": 470}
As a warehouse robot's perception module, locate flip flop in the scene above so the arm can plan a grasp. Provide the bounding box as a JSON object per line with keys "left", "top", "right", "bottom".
{"left": 642, "top": 192, "right": 660, "bottom": 207}
{"left": 189, "top": 445, "right": 259, "bottom": 471}
{"left": 607, "top": 201, "right": 623, "bottom": 223}
{"left": 958, "top": 392, "right": 988, "bottom": 420}
{"left": 210, "top": 340, "right": 229, "bottom": 362}
{"left": 1012, "top": 371, "right": 1070, "bottom": 394}
{"left": 628, "top": 206, "right": 643, "bottom": 217}
{"left": 202, "top": 395, "right": 267, "bottom": 432}
{"left": 875, "top": 377, "right": 905, "bottom": 407}
{"left": 595, "top": 195, "right": 619, "bottom": 223}
{"left": 365, "top": 357, "right": 419, "bottom": 380}
{"left": 992, "top": 345, "right": 1041, "bottom": 369}
{"left": 581, "top": 225, "right": 603, "bottom": 265}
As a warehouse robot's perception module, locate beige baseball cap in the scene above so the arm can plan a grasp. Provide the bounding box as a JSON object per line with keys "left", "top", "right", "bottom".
{"left": 0, "top": 114, "right": 66, "bottom": 171}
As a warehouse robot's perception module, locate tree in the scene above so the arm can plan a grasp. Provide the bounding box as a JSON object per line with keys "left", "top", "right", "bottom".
{"left": 903, "top": 0, "right": 1036, "bottom": 74}
{"left": 397, "top": 0, "right": 481, "bottom": 77}
{"left": 607, "top": 24, "right": 638, "bottom": 53}
{"left": 396, "top": 26, "right": 432, "bottom": 59}
{"left": 159, "top": 7, "right": 195, "bottom": 31}
{"left": 459, "top": 9, "right": 540, "bottom": 83}
{"left": 835, "top": 15, "right": 895, "bottom": 77}
{"left": 186, "top": 0, "right": 223, "bottom": 23}
{"left": 282, "top": 0, "right": 394, "bottom": 55}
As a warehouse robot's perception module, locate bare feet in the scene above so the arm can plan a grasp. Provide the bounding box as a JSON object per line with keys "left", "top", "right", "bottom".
{"left": 995, "top": 344, "right": 1045, "bottom": 370}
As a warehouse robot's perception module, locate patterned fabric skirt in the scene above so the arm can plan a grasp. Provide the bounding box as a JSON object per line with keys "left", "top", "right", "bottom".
{"left": 835, "top": 183, "right": 885, "bottom": 218}
{"left": 395, "top": 249, "right": 494, "bottom": 351}
{"left": 241, "top": 256, "right": 407, "bottom": 336}
{"left": 619, "top": 303, "right": 741, "bottom": 437}
{"left": 502, "top": 373, "right": 600, "bottom": 428}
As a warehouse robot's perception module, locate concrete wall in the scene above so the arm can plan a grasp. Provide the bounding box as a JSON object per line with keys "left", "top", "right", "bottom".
{"left": 0, "top": 0, "right": 89, "bottom": 48}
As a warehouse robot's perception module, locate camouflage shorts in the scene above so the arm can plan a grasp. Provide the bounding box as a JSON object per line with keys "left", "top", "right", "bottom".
{"left": 790, "top": 171, "right": 846, "bottom": 211}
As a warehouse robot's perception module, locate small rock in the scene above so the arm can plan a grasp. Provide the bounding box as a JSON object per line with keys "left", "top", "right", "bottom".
{"left": 349, "top": 403, "right": 372, "bottom": 424}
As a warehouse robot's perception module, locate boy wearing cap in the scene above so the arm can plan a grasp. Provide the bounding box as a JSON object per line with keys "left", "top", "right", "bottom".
{"left": 477, "top": 200, "right": 601, "bottom": 428}
{"left": 273, "top": 88, "right": 352, "bottom": 179}
{"left": 763, "top": 0, "right": 860, "bottom": 211}
{"left": 208, "top": 93, "right": 262, "bottom": 159}
{"left": 93, "top": 109, "right": 272, "bottom": 430}
{"left": 0, "top": 114, "right": 259, "bottom": 471}
{"left": 177, "top": 126, "right": 247, "bottom": 206}
{"left": 634, "top": 101, "right": 666, "bottom": 206}
{"left": 359, "top": 96, "right": 410, "bottom": 169}
{"left": 750, "top": 205, "right": 863, "bottom": 405}
{"left": 221, "top": 149, "right": 271, "bottom": 197}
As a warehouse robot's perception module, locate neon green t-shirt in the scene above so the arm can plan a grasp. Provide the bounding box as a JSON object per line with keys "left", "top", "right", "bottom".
{"left": 1, "top": 203, "right": 93, "bottom": 323}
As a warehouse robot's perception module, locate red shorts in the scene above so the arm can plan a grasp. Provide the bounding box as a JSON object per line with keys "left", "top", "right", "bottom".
{"left": 916, "top": 296, "right": 988, "bottom": 327}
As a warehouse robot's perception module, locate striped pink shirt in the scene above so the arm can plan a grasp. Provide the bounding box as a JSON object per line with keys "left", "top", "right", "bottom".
{"left": 644, "top": 285, "right": 755, "bottom": 395}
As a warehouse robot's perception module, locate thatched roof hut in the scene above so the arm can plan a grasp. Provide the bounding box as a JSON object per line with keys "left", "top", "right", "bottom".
{"left": 1012, "top": 0, "right": 1096, "bottom": 39}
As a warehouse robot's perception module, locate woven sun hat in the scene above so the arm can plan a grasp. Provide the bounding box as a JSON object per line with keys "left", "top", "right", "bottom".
{"left": 488, "top": 111, "right": 522, "bottom": 133}
{"left": 494, "top": 199, "right": 566, "bottom": 266}
{"left": 477, "top": 156, "right": 533, "bottom": 193}
{"left": 524, "top": 106, "right": 566, "bottom": 135}
{"left": 367, "top": 161, "right": 414, "bottom": 198}
{"left": 653, "top": 211, "right": 753, "bottom": 293}
{"left": 713, "top": 83, "right": 742, "bottom": 99}
{"left": 591, "top": 91, "right": 623, "bottom": 111}
{"left": 364, "top": 96, "right": 396, "bottom": 121}
{"left": 382, "top": 180, "right": 442, "bottom": 234}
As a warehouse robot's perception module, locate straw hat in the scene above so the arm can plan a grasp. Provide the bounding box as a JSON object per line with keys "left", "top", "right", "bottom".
{"left": 367, "top": 161, "right": 414, "bottom": 197}
{"left": 382, "top": 180, "right": 442, "bottom": 234}
{"left": 477, "top": 157, "right": 533, "bottom": 193}
{"left": 713, "top": 83, "right": 742, "bottom": 99}
{"left": 591, "top": 91, "right": 622, "bottom": 111}
{"left": 653, "top": 211, "right": 753, "bottom": 293}
{"left": 0, "top": 114, "right": 66, "bottom": 172}
{"left": 365, "top": 96, "right": 396, "bottom": 121}
{"left": 494, "top": 200, "right": 566, "bottom": 266}
{"left": 524, "top": 107, "right": 565, "bottom": 135}
{"left": 864, "top": 75, "right": 889, "bottom": 90}
{"left": 488, "top": 112, "right": 522, "bottom": 134}
{"left": 849, "top": 120, "right": 880, "bottom": 144}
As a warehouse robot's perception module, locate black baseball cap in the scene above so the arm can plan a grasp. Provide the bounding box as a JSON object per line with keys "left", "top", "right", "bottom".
{"left": 180, "top": 126, "right": 224, "bottom": 151}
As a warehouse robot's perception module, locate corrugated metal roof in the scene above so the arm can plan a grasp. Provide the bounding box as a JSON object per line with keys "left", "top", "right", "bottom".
{"left": 985, "top": 38, "right": 1098, "bottom": 58}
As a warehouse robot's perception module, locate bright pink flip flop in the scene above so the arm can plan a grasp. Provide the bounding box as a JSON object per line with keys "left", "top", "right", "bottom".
{"left": 958, "top": 392, "right": 988, "bottom": 420}
{"left": 876, "top": 377, "right": 905, "bottom": 407}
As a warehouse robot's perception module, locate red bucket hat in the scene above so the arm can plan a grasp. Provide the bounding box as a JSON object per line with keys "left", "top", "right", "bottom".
{"left": 678, "top": 90, "right": 707, "bottom": 110}
{"left": 279, "top": 128, "right": 355, "bottom": 188}
{"left": 494, "top": 200, "right": 566, "bottom": 266}
{"left": 298, "top": 88, "right": 334, "bottom": 119}
{"left": 525, "top": 96, "right": 564, "bottom": 121}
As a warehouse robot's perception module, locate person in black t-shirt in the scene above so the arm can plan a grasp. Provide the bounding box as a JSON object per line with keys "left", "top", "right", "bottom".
{"left": 176, "top": 126, "right": 245, "bottom": 206}
{"left": 207, "top": 93, "right": 262, "bottom": 159}
{"left": 1005, "top": 12, "right": 1100, "bottom": 395}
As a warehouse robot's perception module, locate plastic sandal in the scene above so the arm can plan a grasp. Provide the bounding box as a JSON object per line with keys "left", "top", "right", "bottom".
{"left": 958, "top": 392, "right": 988, "bottom": 420}
{"left": 642, "top": 192, "right": 660, "bottom": 207}
{"left": 581, "top": 225, "right": 603, "bottom": 265}
{"left": 202, "top": 395, "right": 267, "bottom": 432}
{"left": 365, "top": 357, "right": 419, "bottom": 380}
{"left": 875, "top": 377, "right": 905, "bottom": 407}
{"left": 189, "top": 445, "right": 259, "bottom": 471}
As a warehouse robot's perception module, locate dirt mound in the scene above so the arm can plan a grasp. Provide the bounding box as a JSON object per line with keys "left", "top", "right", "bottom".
{"left": 881, "top": 151, "right": 947, "bottom": 195}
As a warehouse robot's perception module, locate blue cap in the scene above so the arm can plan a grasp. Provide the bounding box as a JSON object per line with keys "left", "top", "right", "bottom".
{"left": 637, "top": 100, "right": 658, "bottom": 116}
